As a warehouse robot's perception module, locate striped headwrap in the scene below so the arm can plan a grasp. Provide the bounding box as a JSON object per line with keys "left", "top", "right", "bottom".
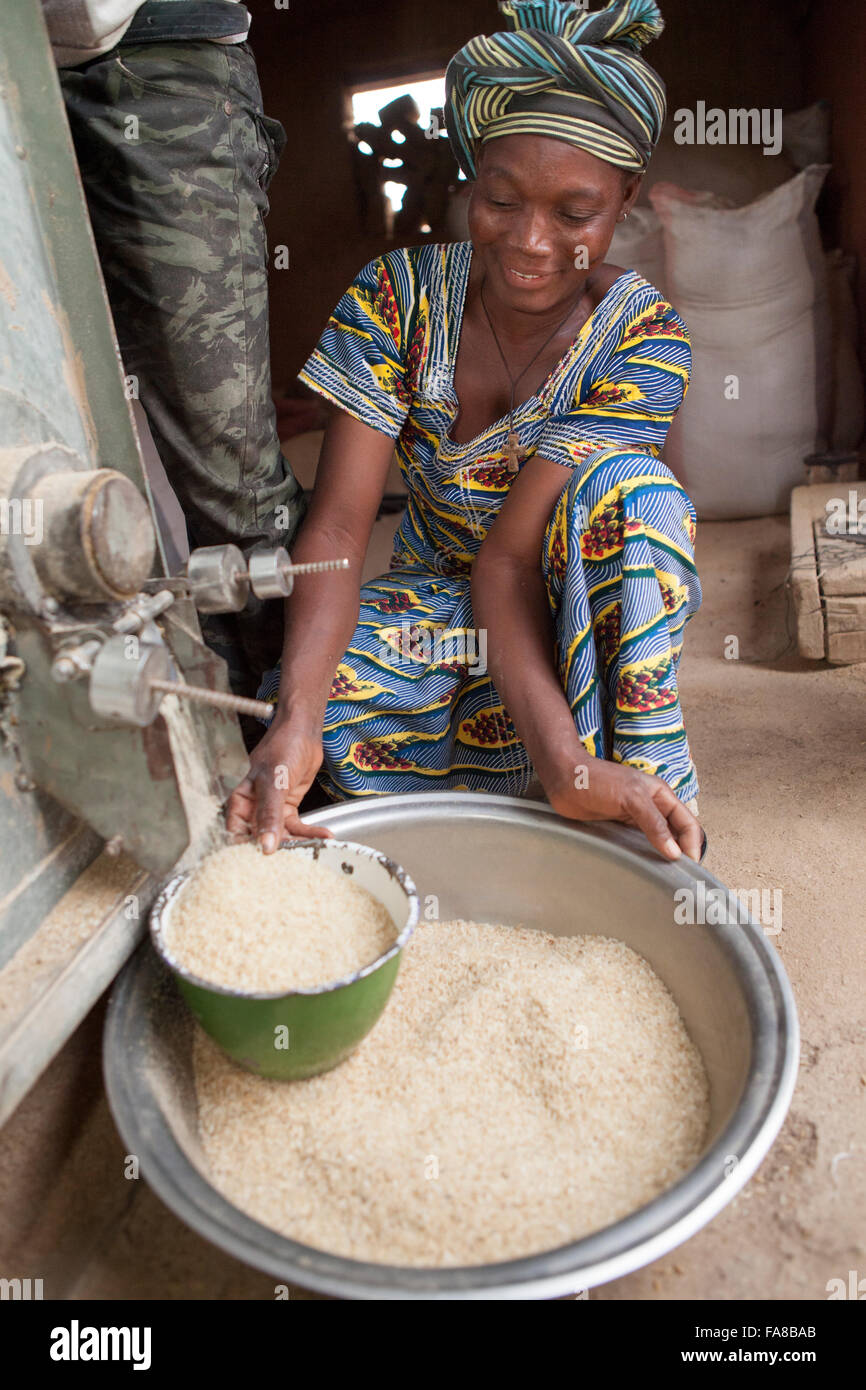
{"left": 445, "top": 0, "right": 667, "bottom": 177}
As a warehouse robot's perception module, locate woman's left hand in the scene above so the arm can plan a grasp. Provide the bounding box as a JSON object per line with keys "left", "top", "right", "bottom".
{"left": 545, "top": 755, "right": 703, "bottom": 861}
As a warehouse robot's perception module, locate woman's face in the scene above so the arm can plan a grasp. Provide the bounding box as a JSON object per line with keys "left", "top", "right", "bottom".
{"left": 467, "top": 133, "right": 641, "bottom": 314}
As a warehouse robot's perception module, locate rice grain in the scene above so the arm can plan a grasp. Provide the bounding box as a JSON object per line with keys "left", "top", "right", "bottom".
{"left": 193, "top": 919, "right": 710, "bottom": 1265}
{"left": 164, "top": 842, "right": 397, "bottom": 992}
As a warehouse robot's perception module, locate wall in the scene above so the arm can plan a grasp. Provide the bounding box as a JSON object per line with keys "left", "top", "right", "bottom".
{"left": 251, "top": 0, "right": 809, "bottom": 385}
{"left": 252, "top": 0, "right": 493, "bottom": 387}
{"left": 804, "top": 0, "right": 866, "bottom": 363}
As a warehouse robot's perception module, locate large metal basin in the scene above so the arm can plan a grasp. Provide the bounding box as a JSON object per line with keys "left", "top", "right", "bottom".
{"left": 103, "top": 793, "right": 798, "bottom": 1300}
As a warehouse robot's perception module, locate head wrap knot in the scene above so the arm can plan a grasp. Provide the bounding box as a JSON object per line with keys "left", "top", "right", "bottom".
{"left": 445, "top": 0, "right": 667, "bottom": 177}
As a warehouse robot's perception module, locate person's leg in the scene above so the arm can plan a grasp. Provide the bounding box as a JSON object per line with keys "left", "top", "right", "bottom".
{"left": 542, "top": 454, "right": 701, "bottom": 805}
{"left": 255, "top": 567, "right": 533, "bottom": 800}
{"left": 59, "top": 39, "right": 306, "bottom": 699}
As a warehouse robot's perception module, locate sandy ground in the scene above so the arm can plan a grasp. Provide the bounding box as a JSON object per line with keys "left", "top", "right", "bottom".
{"left": 0, "top": 510, "right": 864, "bottom": 1301}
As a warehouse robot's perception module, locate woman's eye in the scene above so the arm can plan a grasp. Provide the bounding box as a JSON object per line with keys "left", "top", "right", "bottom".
{"left": 488, "top": 197, "right": 516, "bottom": 208}
{"left": 561, "top": 212, "right": 591, "bottom": 223}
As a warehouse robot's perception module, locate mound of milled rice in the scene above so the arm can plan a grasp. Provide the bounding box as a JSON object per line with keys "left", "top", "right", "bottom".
{"left": 193, "top": 918, "right": 710, "bottom": 1265}
{"left": 164, "top": 842, "right": 397, "bottom": 992}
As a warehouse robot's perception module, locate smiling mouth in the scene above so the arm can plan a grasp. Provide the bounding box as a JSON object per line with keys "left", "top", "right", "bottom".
{"left": 503, "top": 264, "right": 555, "bottom": 283}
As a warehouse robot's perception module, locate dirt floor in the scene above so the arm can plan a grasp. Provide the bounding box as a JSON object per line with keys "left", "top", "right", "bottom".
{"left": 0, "top": 509, "right": 864, "bottom": 1300}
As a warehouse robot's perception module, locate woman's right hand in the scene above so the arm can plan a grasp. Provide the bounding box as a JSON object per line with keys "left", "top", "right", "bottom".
{"left": 225, "top": 717, "right": 332, "bottom": 852}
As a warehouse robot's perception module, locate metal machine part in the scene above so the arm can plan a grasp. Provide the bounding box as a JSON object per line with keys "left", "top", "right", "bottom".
{"left": 0, "top": 448, "right": 343, "bottom": 731}
{"left": 0, "top": 0, "right": 254, "bottom": 1124}
{"left": 111, "top": 588, "right": 176, "bottom": 634}
{"left": 77, "top": 546, "right": 349, "bottom": 731}
{"left": 247, "top": 547, "right": 294, "bottom": 600}
{"left": 0, "top": 446, "right": 157, "bottom": 614}
{"left": 89, "top": 635, "right": 175, "bottom": 726}
{"left": 186, "top": 544, "right": 249, "bottom": 614}
{"left": 187, "top": 543, "right": 349, "bottom": 612}
{"left": 0, "top": 0, "right": 347, "bottom": 1130}
{"left": 51, "top": 639, "right": 102, "bottom": 683}
{"left": 88, "top": 636, "right": 275, "bottom": 728}
{"left": 0, "top": 443, "right": 257, "bottom": 874}
{"left": 29, "top": 468, "right": 156, "bottom": 602}
{"left": 148, "top": 679, "right": 275, "bottom": 723}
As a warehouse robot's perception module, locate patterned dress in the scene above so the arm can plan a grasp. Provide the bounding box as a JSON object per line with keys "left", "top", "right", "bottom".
{"left": 259, "top": 241, "right": 701, "bottom": 804}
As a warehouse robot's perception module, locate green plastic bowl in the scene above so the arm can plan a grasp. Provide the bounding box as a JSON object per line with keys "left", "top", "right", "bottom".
{"left": 149, "top": 838, "right": 419, "bottom": 1081}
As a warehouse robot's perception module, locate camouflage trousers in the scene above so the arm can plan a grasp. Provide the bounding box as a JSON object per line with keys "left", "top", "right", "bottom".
{"left": 60, "top": 39, "right": 306, "bottom": 700}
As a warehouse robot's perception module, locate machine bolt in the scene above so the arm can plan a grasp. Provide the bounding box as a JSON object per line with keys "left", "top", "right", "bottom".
{"left": 104, "top": 835, "right": 124, "bottom": 857}
{"left": 112, "top": 589, "right": 175, "bottom": 635}
{"left": 14, "top": 770, "right": 34, "bottom": 792}
{"left": 51, "top": 639, "right": 102, "bottom": 683}
{"left": 51, "top": 655, "right": 77, "bottom": 682}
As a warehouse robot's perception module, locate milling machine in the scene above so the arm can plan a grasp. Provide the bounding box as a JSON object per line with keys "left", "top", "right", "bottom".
{"left": 0, "top": 0, "right": 340, "bottom": 1123}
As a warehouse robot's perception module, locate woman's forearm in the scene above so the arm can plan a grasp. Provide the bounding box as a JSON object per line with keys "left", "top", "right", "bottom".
{"left": 273, "top": 519, "right": 364, "bottom": 732}
{"left": 471, "top": 548, "right": 700, "bottom": 860}
{"left": 471, "top": 551, "right": 587, "bottom": 792}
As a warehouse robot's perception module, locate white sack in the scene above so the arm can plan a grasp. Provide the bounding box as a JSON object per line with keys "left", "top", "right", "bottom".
{"left": 651, "top": 167, "right": 832, "bottom": 519}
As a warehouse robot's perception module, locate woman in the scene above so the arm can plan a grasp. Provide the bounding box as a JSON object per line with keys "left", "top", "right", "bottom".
{"left": 227, "top": 0, "right": 703, "bottom": 861}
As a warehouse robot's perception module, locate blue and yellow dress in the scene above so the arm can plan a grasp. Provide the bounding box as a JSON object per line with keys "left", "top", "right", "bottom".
{"left": 259, "top": 241, "right": 700, "bottom": 804}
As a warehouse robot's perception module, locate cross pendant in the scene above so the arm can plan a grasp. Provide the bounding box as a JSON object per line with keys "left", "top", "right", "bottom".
{"left": 505, "top": 430, "right": 526, "bottom": 474}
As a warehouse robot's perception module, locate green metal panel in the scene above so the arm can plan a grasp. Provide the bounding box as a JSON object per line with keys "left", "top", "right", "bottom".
{"left": 0, "top": 0, "right": 246, "bottom": 1122}
{"left": 0, "top": 0, "right": 167, "bottom": 566}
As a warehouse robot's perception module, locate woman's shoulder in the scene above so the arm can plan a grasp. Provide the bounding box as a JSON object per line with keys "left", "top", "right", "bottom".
{"left": 601, "top": 266, "right": 688, "bottom": 334}
{"left": 582, "top": 268, "right": 691, "bottom": 366}
{"left": 346, "top": 243, "right": 471, "bottom": 350}
{"left": 356, "top": 241, "right": 471, "bottom": 287}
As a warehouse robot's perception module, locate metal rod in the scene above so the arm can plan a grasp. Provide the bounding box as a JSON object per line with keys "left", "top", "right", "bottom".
{"left": 282, "top": 557, "right": 350, "bottom": 576}
{"left": 149, "top": 679, "right": 274, "bottom": 722}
